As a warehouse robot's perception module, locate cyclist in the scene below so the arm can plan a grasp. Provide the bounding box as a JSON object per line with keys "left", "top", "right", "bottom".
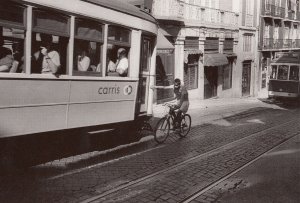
{"left": 173, "top": 78, "right": 189, "bottom": 128}
{"left": 151, "top": 78, "right": 189, "bottom": 129}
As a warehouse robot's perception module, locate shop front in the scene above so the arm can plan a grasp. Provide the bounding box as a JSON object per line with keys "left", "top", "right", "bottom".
{"left": 203, "top": 53, "right": 229, "bottom": 99}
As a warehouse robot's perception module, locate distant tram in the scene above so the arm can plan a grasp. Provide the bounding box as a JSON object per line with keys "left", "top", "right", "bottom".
{"left": 268, "top": 52, "right": 300, "bottom": 100}
{"left": 0, "top": 0, "right": 158, "bottom": 139}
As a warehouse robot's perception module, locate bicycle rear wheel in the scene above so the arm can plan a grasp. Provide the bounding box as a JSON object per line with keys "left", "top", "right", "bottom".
{"left": 179, "top": 114, "right": 191, "bottom": 137}
{"left": 154, "top": 117, "right": 170, "bottom": 144}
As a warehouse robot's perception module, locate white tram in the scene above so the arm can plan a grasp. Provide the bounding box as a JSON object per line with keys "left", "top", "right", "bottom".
{"left": 0, "top": 0, "right": 158, "bottom": 138}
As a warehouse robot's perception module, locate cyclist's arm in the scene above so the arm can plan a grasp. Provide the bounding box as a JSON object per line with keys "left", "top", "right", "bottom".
{"left": 150, "top": 85, "right": 173, "bottom": 90}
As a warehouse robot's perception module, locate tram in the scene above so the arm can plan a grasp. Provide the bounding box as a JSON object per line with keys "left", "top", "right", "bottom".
{"left": 268, "top": 52, "right": 300, "bottom": 100}
{"left": 0, "top": 0, "right": 158, "bottom": 139}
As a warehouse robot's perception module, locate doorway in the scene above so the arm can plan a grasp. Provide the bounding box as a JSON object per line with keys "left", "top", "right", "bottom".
{"left": 204, "top": 66, "right": 218, "bottom": 99}
{"left": 242, "top": 62, "right": 251, "bottom": 96}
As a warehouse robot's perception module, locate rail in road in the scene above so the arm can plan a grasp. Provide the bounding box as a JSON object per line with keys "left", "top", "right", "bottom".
{"left": 0, "top": 106, "right": 299, "bottom": 202}
{"left": 82, "top": 118, "right": 300, "bottom": 203}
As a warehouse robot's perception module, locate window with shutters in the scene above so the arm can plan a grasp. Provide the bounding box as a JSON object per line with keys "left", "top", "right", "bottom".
{"left": 204, "top": 37, "right": 219, "bottom": 52}
{"left": 184, "top": 54, "right": 199, "bottom": 90}
{"left": 243, "top": 34, "right": 252, "bottom": 52}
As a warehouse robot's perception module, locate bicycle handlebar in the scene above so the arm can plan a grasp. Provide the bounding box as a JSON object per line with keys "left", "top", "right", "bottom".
{"left": 162, "top": 103, "right": 175, "bottom": 107}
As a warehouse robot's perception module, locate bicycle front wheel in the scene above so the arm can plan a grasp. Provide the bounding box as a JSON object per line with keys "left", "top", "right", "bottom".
{"left": 179, "top": 114, "right": 191, "bottom": 137}
{"left": 154, "top": 117, "right": 170, "bottom": 144}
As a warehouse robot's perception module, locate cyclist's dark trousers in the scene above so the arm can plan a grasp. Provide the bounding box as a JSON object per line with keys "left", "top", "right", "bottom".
{"left": 174, "top": 110, "right": 182, "bottom": 127}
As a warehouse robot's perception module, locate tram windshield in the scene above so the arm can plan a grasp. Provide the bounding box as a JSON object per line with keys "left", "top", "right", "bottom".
{"left": 289, "top": 66, "right": 299, "bottom": 81}
{"left": 270, "top": 65, "right": 300, "bottom": 81}
{"left": 270, "top": 65, "right": 277, "bottom": 79}
{"left": 277, "top": 65, "right": 289, "bottom": 80}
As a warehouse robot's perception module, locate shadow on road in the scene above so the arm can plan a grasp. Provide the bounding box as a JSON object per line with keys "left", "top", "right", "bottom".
{"left": 0, "top": 102, "right": 299, "bottom": 177}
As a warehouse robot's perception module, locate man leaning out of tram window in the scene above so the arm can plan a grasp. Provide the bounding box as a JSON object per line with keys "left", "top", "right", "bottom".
{"left": 115, "top": 48, "right": 128, "bottom": 77}
{"left": 0, "top": 36, "right": 13, "bottom": 72}
{"left": 40, "top": 34, "right": 60, "bottom": 74}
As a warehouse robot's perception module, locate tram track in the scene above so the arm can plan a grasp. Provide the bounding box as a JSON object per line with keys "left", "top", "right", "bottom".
{"left": 181, "top": 132, "right": 299, "bottom": 203}
{"left": 34, "top": 107, "right": 283, "bottom": 180}
{"left": 81, "top": 117, "right": 300, "bottom": 203}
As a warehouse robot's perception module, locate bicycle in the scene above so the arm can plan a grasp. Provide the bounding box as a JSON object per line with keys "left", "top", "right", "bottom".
{"left": 154, "top": 103, "right": 191, "bottom": 144}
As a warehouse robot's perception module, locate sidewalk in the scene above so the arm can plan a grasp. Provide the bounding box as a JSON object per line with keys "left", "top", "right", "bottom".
{"left": 152, "top": 97, "right": 283, "bottom": 127}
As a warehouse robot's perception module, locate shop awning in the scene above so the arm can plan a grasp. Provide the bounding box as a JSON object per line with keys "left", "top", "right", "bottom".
{"left": 184, "top": 49, "right": 202, "bottom": 63}
{"left": 204, "top": 53, "right": 228, "bottom": 66}
{"left": 185, "top": 49, "right": 202, "bottom": 55}
{"left": 157, "top": 28, "right": 174, "bottom": 50}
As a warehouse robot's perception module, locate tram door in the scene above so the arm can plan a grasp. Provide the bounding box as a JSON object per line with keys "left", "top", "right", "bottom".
{"left": 137, "top": 36, "right": 154, "bottom": 113}
{"left": 242, "top": 62, "right": 251, "bottom": 96}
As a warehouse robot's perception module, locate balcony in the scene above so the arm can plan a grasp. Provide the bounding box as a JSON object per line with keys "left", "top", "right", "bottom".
{"left": 262, "top": 38, "right": 300, "bottom": 50}
{"left": 184, "top": 5, "right": 238, "bottom": 28}
{"left": 152, "top": 0, "right": 184, "bottom": 22}
{"left": 152, "top": 0, "right": 238, "bottom": 28}
{"left": 262, "top": 4, "right": 285, "bottom": 18}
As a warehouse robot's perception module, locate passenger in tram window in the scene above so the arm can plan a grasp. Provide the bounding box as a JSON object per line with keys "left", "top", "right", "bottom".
{"left": 0, "top": 36, "right": 13, "bottom": 72}
{"left": 107, "top": 51, "right": 116, "bottom": 72}
{"left": 116, "top": 48, "right": 128, "bottom": 77}
{"left": 10, "top": 42, "right": 24, "bottom": 73}
{"left": 40, "top": 33, "right": 61, "bottom": 74}
{"left": 30, "top": 42, "right": 44, "bottom": 74}
{"left": 77, "top": 42, "right": 91, "bottom": 71}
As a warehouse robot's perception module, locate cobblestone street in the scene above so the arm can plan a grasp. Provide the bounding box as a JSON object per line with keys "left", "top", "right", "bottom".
{"left": 0, "top": 100, "right": 300, "bottom": 203}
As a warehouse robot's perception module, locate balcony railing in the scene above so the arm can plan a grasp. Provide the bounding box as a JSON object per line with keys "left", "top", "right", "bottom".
{"left": 152, "top": 0, "right": 184, "bottom": 21}
{"left": 152, "top": 0, "right": 238, "bottom": 27}
{"left": 287, "top": 10, "right": 296, "bottom": 20}
{"left": 262, "top": 38, "right": 300, "bottom": 50}
{"left": 184, "top": 5, "right": 238, "bottom": 27}
{"left": 263, "top": 4, "right": 285, "bottom": 18}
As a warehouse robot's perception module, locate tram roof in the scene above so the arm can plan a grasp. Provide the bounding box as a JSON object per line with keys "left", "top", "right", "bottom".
{"left": 83, "top": 0, "right": 157, "bottom": 24}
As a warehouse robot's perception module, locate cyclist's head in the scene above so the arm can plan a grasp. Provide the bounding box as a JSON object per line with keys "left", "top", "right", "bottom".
{"left": 174, "top": 78, "right": 181, "bottom": 89}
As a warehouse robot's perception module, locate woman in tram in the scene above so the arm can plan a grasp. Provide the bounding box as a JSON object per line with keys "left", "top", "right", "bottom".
{"left": 40, "top": 33, "right": 60, "bottom": 74}
{"left": 77, "top": 41, "right": 91, "bottom": 72}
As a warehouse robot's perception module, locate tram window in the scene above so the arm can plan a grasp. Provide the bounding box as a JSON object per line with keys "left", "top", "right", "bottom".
{"left": 31, "top": 33, "right": 68, "bottom": 74}
{"left": 289, "top": 66, "right": 299, "bottom": 81}
{"left": 33, "top": 9, "right": 69, "bottom": 36}
{"left": 32, "top": 8, "right": 70, "bottom": 75}
{"left": 106, "top": 45, "right": 129, "bottom": 77}
{"left": 0, "top": 27, "right": 25, "bottom": 73}
{"left": 270, "top": 65, "right": 277, "bottom": 79}
{"left": 277, "top": 65, "right": 288, "bottom": 80}
{"left": 0, "top": 1, "right": 25, "bottom": 73}
{"left": 0, "top": 2, "right": 25, "bottom": 26}
{"left": 108, "top": 25, "right": 130, "bottom": 43}
{"left": 107, "top": 25, "right": 131, "bottom": 77}
{"left": 73, "top": 18, "right": 103, "bottom": 76}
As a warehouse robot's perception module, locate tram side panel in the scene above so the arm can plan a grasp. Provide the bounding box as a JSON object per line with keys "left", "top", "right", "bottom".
{"left": 0, "top": 79, "right": 69, "bottom": 138}
{"left": 268, "top": 80, "right": 300, "bottom": 98}
{"left": 67, "top": 80, "right": 137, "bottom": 128}
{"left": 0, "top": 79, "right": 138, "bottom": 138}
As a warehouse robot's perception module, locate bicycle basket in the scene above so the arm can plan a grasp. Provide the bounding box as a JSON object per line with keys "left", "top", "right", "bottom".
{"left": 152, "top": 104, "right": 170, "bottom": 118}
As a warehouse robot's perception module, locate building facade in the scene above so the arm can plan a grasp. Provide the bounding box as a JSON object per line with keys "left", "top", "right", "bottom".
{"left": 258, "top": 0, "right": 300, "bottom": 97}
{"left": 125, "top": 0, "right": 259, "bottom": 101}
